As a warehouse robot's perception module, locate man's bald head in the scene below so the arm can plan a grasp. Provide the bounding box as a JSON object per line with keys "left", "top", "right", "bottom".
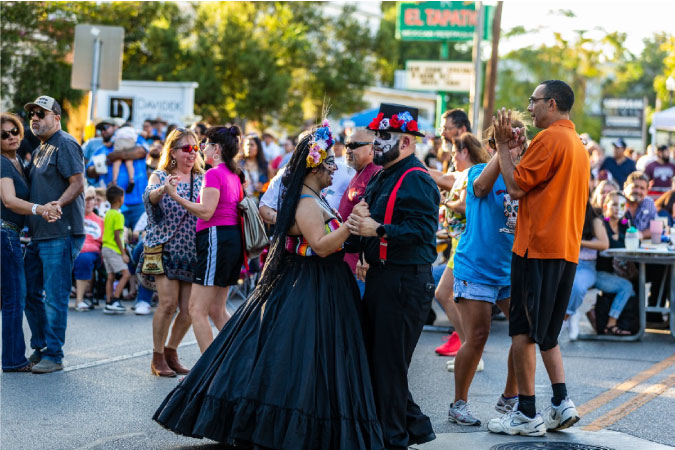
{"left": 345, "top": 128, "right": 375, "bottom": 171}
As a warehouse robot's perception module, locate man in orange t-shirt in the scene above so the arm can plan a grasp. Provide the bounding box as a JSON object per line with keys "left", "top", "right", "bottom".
{"left": 487, "top": 80, "right": 589, "bottom": 437}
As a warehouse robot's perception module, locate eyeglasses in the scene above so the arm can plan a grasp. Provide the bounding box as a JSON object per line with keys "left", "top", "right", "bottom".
{"left": 1, "top": 128, "right": 20, "bottom": 140}
{"left": 28, "top": 109, "right": 50, "bottom": 119}
{"left": 346, "top": 141, "right": 371, "bottom": 150}
{"left": 174, "top": 144, "right": 199, "bottom": 153}
{"left": 528, "top": 96, "right": 552, "bottom": 105}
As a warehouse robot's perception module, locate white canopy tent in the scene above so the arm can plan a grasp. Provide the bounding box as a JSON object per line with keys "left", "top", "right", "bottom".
{"left": 650, "top": 106, "right": 675, "bottom": 146}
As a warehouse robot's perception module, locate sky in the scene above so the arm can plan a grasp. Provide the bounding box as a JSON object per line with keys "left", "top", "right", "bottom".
{"left": 328, "top": 1, "right": 674, "bottom": 56}
{"left": 499, "top": 0, "right": 674, "bottom": 56}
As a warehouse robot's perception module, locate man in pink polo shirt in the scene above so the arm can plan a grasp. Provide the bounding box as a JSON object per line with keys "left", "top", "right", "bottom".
{"left": 338, "top": 128, "right": 379, "bottom": 295}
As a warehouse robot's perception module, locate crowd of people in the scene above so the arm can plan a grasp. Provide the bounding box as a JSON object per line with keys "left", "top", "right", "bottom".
{"left": 2, "top": 79, "right": 674, "bottom": 448}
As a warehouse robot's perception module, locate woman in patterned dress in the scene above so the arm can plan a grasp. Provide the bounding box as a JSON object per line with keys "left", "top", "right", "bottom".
{"left": 141, "top": 128, "right": 204, "bottom": 377}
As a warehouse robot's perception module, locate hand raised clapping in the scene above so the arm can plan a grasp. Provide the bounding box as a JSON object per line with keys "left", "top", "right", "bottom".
{"left": 493, "top": 108, "right": 527, "bottom": 150}
{"left": 164, "top": 175, "right": 180, "bottom": 198}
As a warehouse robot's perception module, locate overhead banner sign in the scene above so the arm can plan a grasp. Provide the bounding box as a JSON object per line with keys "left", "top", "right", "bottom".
{"left": 396, "top": 1, "right": 493, "bottom": 41}
{"left": 601, "top": 98, "right": 645, "bottom": 139}
{"left": 406, "top": 61, "right": 473, "bottom": 92}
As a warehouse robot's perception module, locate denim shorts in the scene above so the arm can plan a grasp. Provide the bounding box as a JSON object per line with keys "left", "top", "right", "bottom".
{"left": 73, "top": 251, "right": 100, "bottom": 280}
{"left": 453, "top": 277, "right": 510, "bottom": 304}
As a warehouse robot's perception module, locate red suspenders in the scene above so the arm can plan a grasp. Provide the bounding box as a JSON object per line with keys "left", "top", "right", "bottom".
{"left": 379, "top": 167, "right": 427, "bottom": 262}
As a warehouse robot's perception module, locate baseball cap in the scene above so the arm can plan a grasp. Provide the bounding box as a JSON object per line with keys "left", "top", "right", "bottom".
{"left": 612, "top": 138, "right": 627, "bottom": 148}
{"left": 24, "top": 95, "right": 62, "bottom": 115}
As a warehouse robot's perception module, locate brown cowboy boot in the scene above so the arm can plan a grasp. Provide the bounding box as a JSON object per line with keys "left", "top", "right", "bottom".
{"left": 151, "top": 351, "right": 176, "bottom": 377}
{"left": 164, "top": 347, "right": 190, "bottom": 375}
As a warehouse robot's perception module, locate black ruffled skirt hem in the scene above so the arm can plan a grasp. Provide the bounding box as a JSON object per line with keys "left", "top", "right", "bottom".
{"left": 153, "top": 386, "right": 384, "bottom": 450}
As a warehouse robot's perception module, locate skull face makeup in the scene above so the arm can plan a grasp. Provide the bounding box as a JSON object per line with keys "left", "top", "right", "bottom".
{"left": 373, "top": 130, "right": 400, "bottom": 166}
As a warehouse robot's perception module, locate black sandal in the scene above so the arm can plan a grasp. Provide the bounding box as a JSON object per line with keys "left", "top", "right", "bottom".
{"left": 604, "top": 325, "right": 632, "bottom": 336}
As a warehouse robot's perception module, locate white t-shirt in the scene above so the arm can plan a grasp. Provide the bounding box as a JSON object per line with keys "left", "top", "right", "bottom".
{"left": 260, "top": 167, "right": 285, "bottom": 210}
{"left": 323, "top": 158, "right": 355, "bottom": 211}
{"left": 262, "top": 141, "right": 281, "bottom": 161}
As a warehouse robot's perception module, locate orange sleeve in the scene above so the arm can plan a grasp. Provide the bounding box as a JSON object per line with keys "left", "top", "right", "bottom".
{"left": 513, "top": 136, "right": 555, "bottom": 193}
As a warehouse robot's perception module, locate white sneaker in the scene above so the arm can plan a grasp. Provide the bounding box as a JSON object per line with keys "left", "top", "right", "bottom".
{"left": 447, "top": 357, "right": 483, "bottom": 372}
{"left": 134, "top": 302, "right": 152, "bottom": 315}
{"left": 487, "top": 410, "right": 546, "bottom": 436}
{"left": 543, "top": 397, "right": 580, "bottom": 431}
{"left": 568, "top": 312, "right": 581, "bottom": 341}
{"left": 75, "top": 300, "right": 92, "bottom": 312}
{"left": 495, "top": 394, "right": 519, "bottom": 414}
{"left": 103, "top": 300, "right": 126, "bottom": 315}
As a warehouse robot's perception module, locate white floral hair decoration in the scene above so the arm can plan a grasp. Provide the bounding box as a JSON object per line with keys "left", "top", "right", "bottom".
{"left": 306, "top": 119, "right": 334, "bottom": 168}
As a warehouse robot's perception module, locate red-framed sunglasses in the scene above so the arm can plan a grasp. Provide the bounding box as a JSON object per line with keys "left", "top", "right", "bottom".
{"left": 174, "top": 144, "right": 199, "bottom": 153}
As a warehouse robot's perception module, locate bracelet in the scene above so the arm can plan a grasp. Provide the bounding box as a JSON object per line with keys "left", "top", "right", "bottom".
{"left": 32, "top": 203, "right": 39, "bottom": 215}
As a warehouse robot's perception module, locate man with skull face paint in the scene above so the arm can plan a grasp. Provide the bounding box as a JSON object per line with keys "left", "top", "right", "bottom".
{"left": 347, "top": 104, "right": 440, "bottom": 449}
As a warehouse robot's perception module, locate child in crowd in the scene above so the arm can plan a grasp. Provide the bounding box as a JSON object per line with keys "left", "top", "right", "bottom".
{"left": 101, "top": 185, "right": 131, "bottom": 314}
{"left": 73, "top": 187, "right": 105, "bottom": 311}
{"left": 111, "top": 125, "right": 138, "bottom": 193}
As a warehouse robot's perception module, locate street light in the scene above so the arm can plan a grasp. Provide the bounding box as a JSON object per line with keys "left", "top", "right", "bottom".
{"left": 667, "top": 76, "right": 675, "bottom": 108}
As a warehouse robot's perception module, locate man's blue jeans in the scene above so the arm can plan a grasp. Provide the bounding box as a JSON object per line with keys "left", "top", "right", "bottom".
{"left": 1, "top": 228, "right": 29, "bottom": 370}
{"left": 24, "top": 235, "right": 84, "bottom": 364}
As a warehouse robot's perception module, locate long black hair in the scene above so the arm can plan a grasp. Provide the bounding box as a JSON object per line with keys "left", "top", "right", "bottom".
{"left": 251, "top": 128, "right": 328, "bottom": 301}
{"left": 244, "top": 134, "right": 268, "bottom": 172}
{"left": 582, "top": 198, "right": 600, "bottom": 240}
{"left": 205, "top": 126, "right": 245, "bottom": 183}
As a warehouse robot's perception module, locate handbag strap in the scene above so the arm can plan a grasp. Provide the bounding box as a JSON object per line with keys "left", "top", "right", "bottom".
{"left": 379, "top": 167, "right": 427, "bottom": 262}
{"left": 239, "top": 180, "right": 249, "bottom": 271}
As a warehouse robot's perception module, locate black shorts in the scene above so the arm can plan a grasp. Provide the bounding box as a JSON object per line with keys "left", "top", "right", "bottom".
{"left": 194, "top": 225, "right": 243, "bottom": 287}
{"left": 509, "top": 252, "right": 576, "bottom": 351}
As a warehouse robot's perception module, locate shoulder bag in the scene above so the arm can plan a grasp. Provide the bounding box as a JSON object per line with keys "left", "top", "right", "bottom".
{"left": 238, "top": 183, "right": 268, "bottom": 259}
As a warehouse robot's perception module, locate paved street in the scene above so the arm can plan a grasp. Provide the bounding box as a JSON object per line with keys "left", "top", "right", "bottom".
{"left": 2, "top": 293, "right": 674, "bottom": 450}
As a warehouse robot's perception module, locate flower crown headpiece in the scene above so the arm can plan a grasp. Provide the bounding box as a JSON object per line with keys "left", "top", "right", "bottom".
{"left": 368, "top": 110, "right": 419, "bottom": 133}
{"left": 306, "top": 119, "right": 334, "bottom": 168}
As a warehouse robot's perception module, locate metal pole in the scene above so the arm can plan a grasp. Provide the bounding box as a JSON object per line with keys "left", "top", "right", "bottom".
{"left": 471, "top": 2, "right": 484, "bottom": 138}
{"left": 87, "top": 36, "right": 102, "bottom": 122}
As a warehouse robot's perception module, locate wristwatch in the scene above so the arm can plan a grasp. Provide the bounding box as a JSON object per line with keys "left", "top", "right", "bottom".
{"left": 376, "top": 224, "right": 386, "bottom": 238}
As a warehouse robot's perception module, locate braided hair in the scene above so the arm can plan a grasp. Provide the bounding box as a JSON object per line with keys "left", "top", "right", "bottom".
{"left": 251, "top": 128, "right": 329, "bottom": 301}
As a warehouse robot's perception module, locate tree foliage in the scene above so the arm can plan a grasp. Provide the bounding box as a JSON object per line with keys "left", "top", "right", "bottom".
{"left": 495, "top": 27, "right": 673, "bottom": 140}
{"left": 0, "top": 1, "right": 378, "bottom": 131}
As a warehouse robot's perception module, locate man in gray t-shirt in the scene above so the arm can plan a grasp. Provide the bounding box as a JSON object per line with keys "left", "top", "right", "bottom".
{"left": 22, "top": 95, "right": 85, "bottom": 374}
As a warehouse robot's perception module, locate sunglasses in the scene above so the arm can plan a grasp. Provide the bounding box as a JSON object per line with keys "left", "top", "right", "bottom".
{"left": 175, "top": 144, "right": 199, "bottom": 153}
{"left": 28, "top": 109, "right": 51, "bottom": 119}
{"left": 1, "top": 128, "right": 20, "bottom": 140}
{"left": 346, "top": 141, "right": 371, "bottom": 150}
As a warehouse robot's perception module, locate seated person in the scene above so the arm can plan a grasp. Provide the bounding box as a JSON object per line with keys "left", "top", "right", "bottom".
{"left": 590, "top": 191, "right": 637, "bottom": 335}
{"left": 73, "top": 187, "right": 104, "bottom": 311}
{"left": 563, "top": 199, "right": 609, "bottom": 340}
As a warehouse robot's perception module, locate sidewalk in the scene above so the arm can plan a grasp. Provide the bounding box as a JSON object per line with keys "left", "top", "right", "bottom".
{"left": 416, "top": 429, "right": 674, "bottom": 450}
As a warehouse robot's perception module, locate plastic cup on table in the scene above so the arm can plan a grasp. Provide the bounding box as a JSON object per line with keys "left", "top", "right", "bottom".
{"left": 650, "top": 220, "right": 663, "bottom": 244}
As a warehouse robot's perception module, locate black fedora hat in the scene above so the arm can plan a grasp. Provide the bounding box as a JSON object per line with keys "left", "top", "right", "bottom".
{"left": 367, "top": 103, "right": 424, "bottom": 137}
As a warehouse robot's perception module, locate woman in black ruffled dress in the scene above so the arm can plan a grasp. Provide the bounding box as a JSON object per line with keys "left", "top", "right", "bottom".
{"left": 153, "top": 122, "right": 384, "bottom": 450}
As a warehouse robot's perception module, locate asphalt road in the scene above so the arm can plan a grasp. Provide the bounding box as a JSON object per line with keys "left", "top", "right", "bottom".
{"left": 2, "top": 292, "right": 674, "bottom": 450}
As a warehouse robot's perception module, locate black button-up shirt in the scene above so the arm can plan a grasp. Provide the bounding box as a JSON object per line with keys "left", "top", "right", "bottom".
{"left": 354, "top": 154, "right": 440, "bottom": 265}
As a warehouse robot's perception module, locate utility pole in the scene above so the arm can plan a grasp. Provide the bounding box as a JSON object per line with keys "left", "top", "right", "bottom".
{"left": 482, "top": 1, "right": 503, "bottom": 131}
{"left": 469, "top": 2, "right": 484, "bottom": 138}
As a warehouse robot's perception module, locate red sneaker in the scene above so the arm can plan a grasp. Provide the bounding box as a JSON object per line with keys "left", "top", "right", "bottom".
{"left": 435, "top": 331, "right": 461, "bottom": 356}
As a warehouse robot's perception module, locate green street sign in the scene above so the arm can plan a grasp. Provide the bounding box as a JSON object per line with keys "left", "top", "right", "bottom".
{"left": 396, "top": 1, "right": 493, "bottom": 42}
